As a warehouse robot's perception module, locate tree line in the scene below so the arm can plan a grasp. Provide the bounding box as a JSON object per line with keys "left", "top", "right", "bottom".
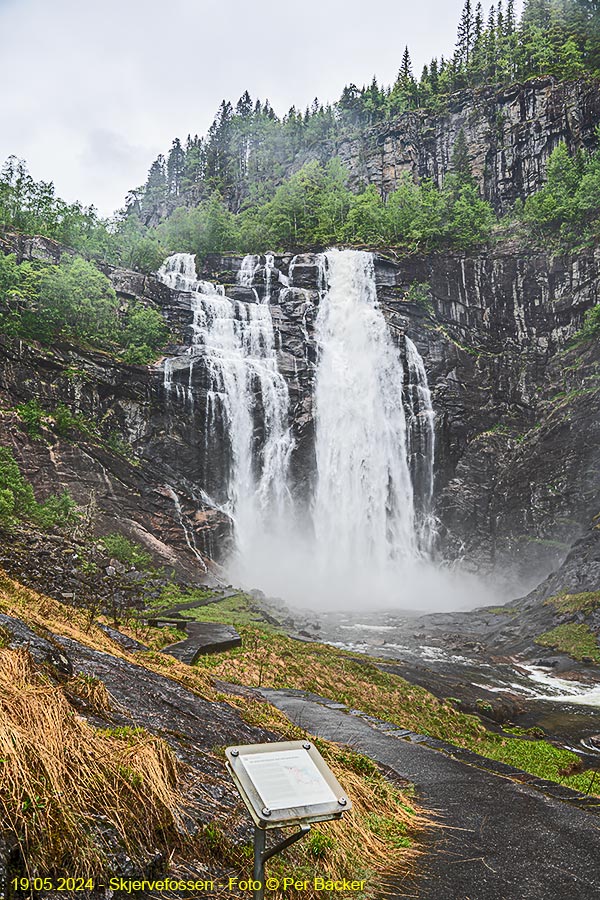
{"left": 128, "top": 0, "right": 600, "bottom": 222}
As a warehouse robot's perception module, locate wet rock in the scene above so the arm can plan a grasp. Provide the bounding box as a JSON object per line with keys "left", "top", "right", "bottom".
{"left": 97, "top": 623, "right": 148, "bottom": 652}
{"left": 162, "top": 623, "right": 242, "bottom": 664}
{"left": 0, "top": 614, "right": 72, "bottom": 675}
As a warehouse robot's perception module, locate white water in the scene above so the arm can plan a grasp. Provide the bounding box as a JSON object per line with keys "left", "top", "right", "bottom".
{"left": 158, "top": 253, "right": 293, "bottom": 558}
{"left": 312, "top": 249, "right": 418, "bottom": 574}
{"left": 157, "top": 249, "right": 485, "bottom": 611}
{"left": 405, "top": 336, "right": 437, "bottom": 554}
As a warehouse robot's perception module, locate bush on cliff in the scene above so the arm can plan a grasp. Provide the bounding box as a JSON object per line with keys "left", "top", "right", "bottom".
{"left": 0, "top": 447, "right": 77, "bottom": 530}
{"left": 0, "top": 253, "right": 170, "bottom": 360}
{"left": 525, "top": 135, "right": 600, "bottom": 245}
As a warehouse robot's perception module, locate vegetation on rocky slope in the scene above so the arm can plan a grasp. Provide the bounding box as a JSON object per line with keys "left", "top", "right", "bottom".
{"left": 128, "top": 0, "right": 600, "bottom": 224}
{"left": 0, "top": 648, "right": 183, "bottom": 878}
{"left": 0, "top": 252, "right": 169, "bottom": 361}
{"left": 0, "top": 572, "right": 426, "bottom": 897}
{"left": 536, "top": 623, "right": 600, "bottom": 663}
{"left": 173, "top": 596, "right": 599, "bottom": 794}
{"left": 0, "top": 445, "right": 76, "bottom": 530}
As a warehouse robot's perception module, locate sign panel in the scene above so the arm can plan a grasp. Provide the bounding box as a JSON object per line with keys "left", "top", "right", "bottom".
{"left": 226, "top": 740, "right": 351, "bottom": 829}
{"left": 239, "top": 749, "right": 337, "bottom": 811}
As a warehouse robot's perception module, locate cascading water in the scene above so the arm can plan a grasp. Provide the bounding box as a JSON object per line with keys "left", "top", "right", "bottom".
{"left": 405, "top": 337, "right": 437, "bottom": 555}
{"left": 312, "top": 249, "right": 418, "bottom": 573}
{"left": 157, "top": 253, "right": 293, "bottom": 557}
{"left": 159, "top": 248, "right": 440, "bottom": 607}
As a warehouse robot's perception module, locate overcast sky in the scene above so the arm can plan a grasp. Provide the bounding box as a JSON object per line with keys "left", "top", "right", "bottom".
{"left": 0, "top": 0, "right": 524, "bottom": 216}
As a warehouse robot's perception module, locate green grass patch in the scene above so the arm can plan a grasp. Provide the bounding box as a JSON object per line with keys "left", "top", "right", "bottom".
{"left": 178, "top": 593, "right": 278, "bottom": 628}
{"left": 545, "top": 591, "right": 600, "bottom": 616}
{"left": 100, "top": 533, "right": 152, "bottom": 570}
{"left": 535, "top": 623, "right": 600, "bottom": 665}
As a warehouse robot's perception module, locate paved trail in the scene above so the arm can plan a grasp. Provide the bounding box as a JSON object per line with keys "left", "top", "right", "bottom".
{"left": 260, "top": 688, "right": 600, "bottom": 900}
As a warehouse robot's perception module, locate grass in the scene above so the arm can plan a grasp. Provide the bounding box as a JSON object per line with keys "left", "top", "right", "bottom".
{"left": 535, "top": 623, "right": 600, "bottom": 665}
{"left": 545, "top": 591, "right": 600, "bottom": 616}
{"left": 0, "top": 648, "right": 183, "bottom": 878}
{"left": 178, "top": 592, "right": 276, "bottom": 627}
{"left": 212, "top": 693, "right": 426, "bottom": 898}
{"left": 181, "top": 599, "right": 599, "bottom": 794}
{"left": 0, "top": 571, "right": 427, "bottom": 896}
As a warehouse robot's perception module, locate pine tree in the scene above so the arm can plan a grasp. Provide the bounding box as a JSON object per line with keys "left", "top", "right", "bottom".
{"left": 497, "top": 0, "right": 505, "bottom": 36}
{"left": 456, "top": 0, "right": 476, "bottom": 66}
{"left": 486, "top": 4, "right": 497, "bottom": 79}
{"left": 429, "top": 57, "right": 440, "bottom": 92}
{"left": 506, "top": 0, "right": 516, "bottom": 33}
{"left": 451, "top": 129, "right": 474, "bottom": 184}
{"left": 144, "top": 155, "right": 167, "bottom": 213}
{"left": 166, "top": 138, "right": 185, "bottom": 197}
{"left": 235, "top": 91, "right": 253, "bottom": 118}
{"left": 400, "top": 46, "right": 414, "bottom": 82}
{"left": 474, "top": 2, "right": 484, "bottom": 40}
{"left": 521, "top": 0, "right": 552, "bottom": 30}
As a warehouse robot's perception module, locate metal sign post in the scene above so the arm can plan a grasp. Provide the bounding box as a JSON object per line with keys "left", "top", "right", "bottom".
{"left": 226, "top": 740, "right": 352, "bottom": 900}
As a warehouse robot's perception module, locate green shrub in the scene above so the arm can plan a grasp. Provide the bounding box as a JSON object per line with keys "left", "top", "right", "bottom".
{"left": 17, "top": 399, "right": 46, "bottom": 438}
{"left": 580, "top": 304, "right": 600, "bottom": 339}
{"left": 0, "top": 446, "right": 77, "bottom": 529}
{"left": 100, "top": 533, "right": 152, "bottom": 569}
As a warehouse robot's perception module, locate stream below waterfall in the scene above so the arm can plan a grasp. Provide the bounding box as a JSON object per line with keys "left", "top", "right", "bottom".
{"left": 306, "top": 608, "right": 600, "bottom": 756}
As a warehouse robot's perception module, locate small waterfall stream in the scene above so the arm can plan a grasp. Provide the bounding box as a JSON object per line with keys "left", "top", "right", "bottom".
{"left": 159, "top": 249, "right": 437, "bottom": 605}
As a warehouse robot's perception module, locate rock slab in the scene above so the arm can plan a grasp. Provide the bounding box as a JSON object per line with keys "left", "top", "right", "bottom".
{"left": 161, "top": 623, "right": 241, "bottom": 664}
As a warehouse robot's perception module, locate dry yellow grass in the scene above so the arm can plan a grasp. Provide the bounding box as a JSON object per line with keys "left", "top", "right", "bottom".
{"left": 0, "top": 570, "right": 429, "bottom": 895}
{"left": 0, "top": 648, "right": 183, "bottom": 877}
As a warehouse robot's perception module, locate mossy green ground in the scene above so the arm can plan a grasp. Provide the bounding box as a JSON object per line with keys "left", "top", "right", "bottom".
{"left": 545, "top": 591, "right": 600, "bottom": 616}
{"left": 173, "top": 595, "right": 599, "bottom": 794}
{"left": 536, "top": 623, "right": 600, "bottom": 664}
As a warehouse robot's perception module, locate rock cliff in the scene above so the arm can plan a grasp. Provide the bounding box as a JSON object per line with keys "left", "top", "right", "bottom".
{"left": 1, "top": 233, "right": 599, "bottom": 607}
{"left": 307, "top": 78, "right": 600, "bottom": 213}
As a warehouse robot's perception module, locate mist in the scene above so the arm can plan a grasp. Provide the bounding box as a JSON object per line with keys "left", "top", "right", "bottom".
{"left": 228, "top": 523, "right": 506, "bottom": 614}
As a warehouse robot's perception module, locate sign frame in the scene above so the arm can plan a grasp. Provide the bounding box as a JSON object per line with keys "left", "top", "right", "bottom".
{"left": 225, "top": 740, "right": 352, "bottom": 829}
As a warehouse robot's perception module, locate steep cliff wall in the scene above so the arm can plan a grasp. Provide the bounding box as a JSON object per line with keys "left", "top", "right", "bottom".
{"left": 323, "top": 78, "right": 600, "bottom": 212}
{"left": 196, "top": 248, "right": 600, "bottom": 594}
{"left": 1, "top": 235, "right": 599, "bottom": 599}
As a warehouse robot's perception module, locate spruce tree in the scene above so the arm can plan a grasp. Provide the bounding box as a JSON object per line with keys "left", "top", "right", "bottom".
{"left": 456, "top": 0, "right": 475, "bottom": 66}
{"left": 167, "top": 139, "right": 185, "bottom": 197}
{"left": 235, "top": 91, "right": 253, "bottom": 118}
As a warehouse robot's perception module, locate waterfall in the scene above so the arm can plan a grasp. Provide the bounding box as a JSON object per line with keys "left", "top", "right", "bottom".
{"left": 158, "top": 253, "right": 293, "bottom": 556}
{"left": 264, "top": 253, "right": 275, "bottom": 302}
{"left": 312, "top": 249, "right": 424, "bottom": 578}
{"left": 159, "top": 249, "right": 437, "bottom": 607}
{"left": 238, "top": 254, "right": 260, "bottom": 287}
{"left": 405, "top": 337, "right": 437, "bottom": 555}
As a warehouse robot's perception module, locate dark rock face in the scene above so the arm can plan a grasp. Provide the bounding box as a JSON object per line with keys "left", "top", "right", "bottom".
{"left": 0, "top": 613, "right": 73, "bottom": 674}
{"left": 199, "top": 247, "right": 600, "bottom": 596}
{"left": 1, "top": 234, "right": 600, "bottom": 604}
{"left": 333, "top": 79, "right": 600, "bottom": 214}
